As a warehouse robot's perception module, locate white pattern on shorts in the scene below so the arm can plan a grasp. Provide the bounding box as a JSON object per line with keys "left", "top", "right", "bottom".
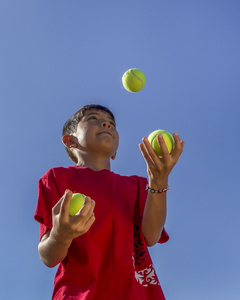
{"left": 134, "top": 262, "right": 160, "bottom": 287}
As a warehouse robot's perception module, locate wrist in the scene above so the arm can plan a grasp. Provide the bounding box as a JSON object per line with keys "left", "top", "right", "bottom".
{"left": 148, "top": 178, "right": 169, "bottom": 190}
{"left": 146, "top": 184, "right": 169, "bottom": 194}
{"left": 50, "top": 228, "right": 73, "bottom": 246}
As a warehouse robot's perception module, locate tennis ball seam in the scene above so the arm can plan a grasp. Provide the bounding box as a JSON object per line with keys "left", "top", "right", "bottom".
{"left": 131, "top": 69, "right": 144, "bottom": 89}
{"left": 151, "top": 130, "right": 166, "bottom": 144}
{"left": 148, "top": 130, "right": 175, "bottom": 156}
{"left": 154, "top": 131, "right": 174, "bottom": 146}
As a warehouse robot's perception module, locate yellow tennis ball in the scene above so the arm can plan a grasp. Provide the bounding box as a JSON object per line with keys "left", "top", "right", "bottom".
{"left": 148, "top": 130, "right": 175, "bottom": 157}
{"left": 69, "top": 193, "right": 86, "bottom": 216}
{"left": 122, "top": 68, "right": 146, "bottom": 92}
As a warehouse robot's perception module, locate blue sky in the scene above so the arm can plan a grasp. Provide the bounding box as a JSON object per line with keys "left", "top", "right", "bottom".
{"left": 0, "top": 1, "right": 239, "bottom": 299}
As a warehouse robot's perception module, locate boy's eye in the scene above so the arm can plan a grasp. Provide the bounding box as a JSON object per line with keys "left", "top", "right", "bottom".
{"left": 87, "top": 116, "right": 116, "bottom": 127}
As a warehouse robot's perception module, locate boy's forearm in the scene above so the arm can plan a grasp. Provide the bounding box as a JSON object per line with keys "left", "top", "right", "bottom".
{"left": 142, "top": 192, "right": 167, "bottom": 247}
{"left": 38, "top": 230, "right": 72, "bottom": 268}
{"left": 139, "top": 132, "right": 184, "bottom": 247}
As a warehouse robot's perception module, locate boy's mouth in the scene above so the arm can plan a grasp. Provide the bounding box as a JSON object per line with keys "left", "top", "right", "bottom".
{"left": 98, "top": 131, "right": 112, "bottom": 137}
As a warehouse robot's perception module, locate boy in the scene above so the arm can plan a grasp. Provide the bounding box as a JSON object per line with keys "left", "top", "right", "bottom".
{"left": 34, "top": 104, "right": 184, "bottom": 299}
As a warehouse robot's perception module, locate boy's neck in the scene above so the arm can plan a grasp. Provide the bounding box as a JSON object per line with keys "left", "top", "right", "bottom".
{"left": 76, "top": 155, "right": 111, "bottom": 171}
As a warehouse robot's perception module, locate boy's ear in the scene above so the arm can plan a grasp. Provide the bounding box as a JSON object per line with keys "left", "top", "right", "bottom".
{"left": 111, "top": 152, "right": 117, "bottom": 160}
{"left": 62, "top": 135, "right": 78, "bottom": 148}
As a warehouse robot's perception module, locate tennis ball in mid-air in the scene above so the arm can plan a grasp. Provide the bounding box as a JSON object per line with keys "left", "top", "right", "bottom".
{"left": 69, "top": 193, "right": 86, "bottom": 216}
{"left": 148, "top": 130, "right": 175, "bottom": 157}
{"left": 122, "top": 68, "right": 146, "bottom": 92}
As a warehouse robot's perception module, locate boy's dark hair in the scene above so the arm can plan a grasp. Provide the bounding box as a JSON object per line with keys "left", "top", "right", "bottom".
{"left": 63, "top": 104, "right": 116, "bottom": 163}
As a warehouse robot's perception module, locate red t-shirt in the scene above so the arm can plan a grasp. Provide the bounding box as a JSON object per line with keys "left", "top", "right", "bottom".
{"left": 34, "top": 166, "right": 169, "bottom": 300}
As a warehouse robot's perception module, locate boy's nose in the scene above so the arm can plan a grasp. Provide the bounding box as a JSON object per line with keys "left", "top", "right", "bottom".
{"left": 101, "top": 121, "right": 112, "bottom": 129}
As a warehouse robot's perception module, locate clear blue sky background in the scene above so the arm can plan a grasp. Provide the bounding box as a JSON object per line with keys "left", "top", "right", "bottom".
{"left": 1, "top": 1, "right": 239, "bottom": 299}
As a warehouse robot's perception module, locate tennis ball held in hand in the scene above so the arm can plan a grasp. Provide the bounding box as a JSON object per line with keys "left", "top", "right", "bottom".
{"left": 148, "top": 130, "right": 175, "bottom": 157}
{"left": 122, "top": 68, "right": 146, "bottom": 92}
{"left": 69, "top": 193, "right": 86, "bottom": 216}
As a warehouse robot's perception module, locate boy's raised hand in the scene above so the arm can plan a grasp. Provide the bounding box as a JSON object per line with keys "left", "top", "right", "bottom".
{"left": 51, "top": 190, "right": 96, "bottom": 243}
{"left": 139, "top": 133, "right": 184, "bottom": 188}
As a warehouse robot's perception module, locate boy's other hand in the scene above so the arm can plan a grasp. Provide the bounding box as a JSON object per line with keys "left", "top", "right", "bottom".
{"left": 51, "top": 190, "right": 96, "bottom": 243}
{"left": 139, "top": 132, "right": 184, "bottom": 188}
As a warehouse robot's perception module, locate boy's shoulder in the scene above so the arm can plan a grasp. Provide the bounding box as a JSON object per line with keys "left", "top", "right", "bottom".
{"left": 40, "top": 166, "right": 74, "bottom": 179}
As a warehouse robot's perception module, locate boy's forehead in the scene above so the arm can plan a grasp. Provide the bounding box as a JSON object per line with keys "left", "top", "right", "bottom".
{"left": 83, "top": 109, "right": 114, "bottom": 121}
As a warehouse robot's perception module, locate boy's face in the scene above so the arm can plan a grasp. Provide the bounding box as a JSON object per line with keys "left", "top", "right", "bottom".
{"left": 74, "top": 109, "right": 119, "bottom": 158}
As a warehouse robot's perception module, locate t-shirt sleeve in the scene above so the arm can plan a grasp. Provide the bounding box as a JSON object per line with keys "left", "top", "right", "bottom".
{"left": 137, "top": 176, "right": 169, "bottom": 244}
{"left": 34, "top": 169, "right": 61, "bottom": 240}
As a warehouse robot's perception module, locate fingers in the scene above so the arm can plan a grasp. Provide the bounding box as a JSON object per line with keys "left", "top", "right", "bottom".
{"left": 81, "top": 197, "right": 96, "bottom": 230}
{"left": 139, "top": 132, "right": 184, "bottom": 177}
{"left": 140, "top": 133, "right": 184, "bottom": 160}
{"left": 52, "top": 190, "right": 73, "bottom": 228}
{"left": 76, "top": 196, "right": 95, "bottom": 219}
{"left": 139, "top": 138, "right": 152, "bottom": 164}
{"left": 52, "top": 198, "right": 63, "bottom": 216}
{"left": 73, "top": 196, "right": 96, "bottom": 233}
{"left": 52, "top": 192, "right": 96, "bottom": 238}
{"left": 139, "top": 137, "right": 161, "bottom": 166}
{"left": 52, "top": 190, "right": 71, "bottom": 217}
{"left": 171, "top": 133, "right": 185, "bottom": 160}
{"left": 53, "top": 191, "right": 95, "bottom": 221}
{"left": 60, "top": 190, "right": 72, "bottom": 217}
{"left": 156, "top": 134, "right": 170, "bottom": 159}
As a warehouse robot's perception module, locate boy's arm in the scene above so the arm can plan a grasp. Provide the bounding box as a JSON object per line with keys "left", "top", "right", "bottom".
{"left": 141, "top": 185, "right": 167, "bottom": 247}
{"left": 38, "top": 229, "right": 72, "bottom": 268}
{"left": 139, "top": 133, "right": 184, "bottom": 247}
{"left": 38, "top": 190, "right": 95, "bottom": 268}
